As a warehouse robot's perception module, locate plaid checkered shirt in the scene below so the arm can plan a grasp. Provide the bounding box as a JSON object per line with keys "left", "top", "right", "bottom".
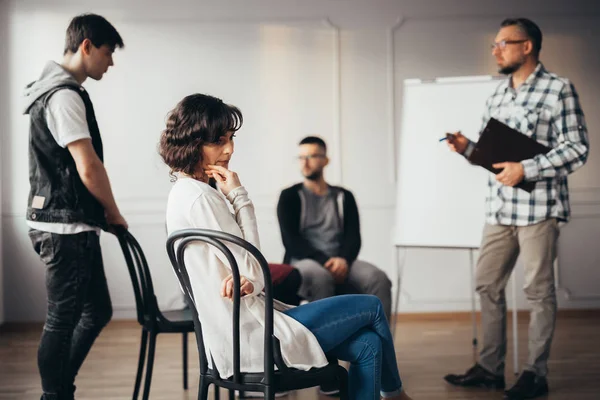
{"left": 464, "top": 62, "right": 589, "bottom": 226}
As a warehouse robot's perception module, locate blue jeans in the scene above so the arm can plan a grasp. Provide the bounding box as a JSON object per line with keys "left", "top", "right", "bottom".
{"left": 29, "top": 230, "right": 113, "bottom": 400}
{"left": 284, "top": 294, "right": 402, "bottom": 399}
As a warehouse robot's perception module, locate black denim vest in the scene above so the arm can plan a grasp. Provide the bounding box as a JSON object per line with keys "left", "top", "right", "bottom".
{"left": 27, "top": 85, "right": 107, "bottom": 230}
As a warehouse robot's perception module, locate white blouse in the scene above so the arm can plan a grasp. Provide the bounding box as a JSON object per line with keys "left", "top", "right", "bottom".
{"left": 166, "top": 177, "right": 328, "bottom": 378}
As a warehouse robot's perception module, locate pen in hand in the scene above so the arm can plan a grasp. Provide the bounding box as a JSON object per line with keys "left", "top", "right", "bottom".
{"left": 439, "top": 132, "right": 458, "bottom": 142}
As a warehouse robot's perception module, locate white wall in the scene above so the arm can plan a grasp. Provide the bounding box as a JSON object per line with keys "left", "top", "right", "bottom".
{"left": 0, "top": 0, "right": 11, "bottom": 325}
{"left": 2, "top": 0, "right": 599, "bottom": 322}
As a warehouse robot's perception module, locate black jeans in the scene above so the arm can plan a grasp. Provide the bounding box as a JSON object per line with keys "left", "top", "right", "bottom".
{"left": 29, "top": 230, "right": 113, "bottom": 400}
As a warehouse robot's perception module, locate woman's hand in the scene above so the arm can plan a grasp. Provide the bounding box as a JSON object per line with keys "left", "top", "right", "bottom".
{"left": 221, "top": 274, "right": 254, "bottom": 300}
{"left": 205, "top": 165, "right": 241, "bottom": 196}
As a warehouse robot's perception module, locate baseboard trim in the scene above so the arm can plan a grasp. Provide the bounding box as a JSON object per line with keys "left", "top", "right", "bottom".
{"left": 2, "top": 309, "right": 599, "bottom": 331}
{"left": 393, "top": 308, "right": 600, "bottom": 322}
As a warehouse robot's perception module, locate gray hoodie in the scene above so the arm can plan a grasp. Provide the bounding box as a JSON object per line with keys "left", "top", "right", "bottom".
{"left": 23, "top": 61, "right": 80, "bottom": 115}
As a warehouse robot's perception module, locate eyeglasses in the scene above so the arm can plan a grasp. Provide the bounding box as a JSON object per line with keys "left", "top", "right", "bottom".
{"left": 491, "top": 39, "right": 528, "bottom": 50}
{"left": 297, "top": 154, "right": 325, "bottom": 162}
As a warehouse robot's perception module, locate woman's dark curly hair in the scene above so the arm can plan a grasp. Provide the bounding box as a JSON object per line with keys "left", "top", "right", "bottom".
{"left": 159, "top": 94, "right": 243, "bottom": 181}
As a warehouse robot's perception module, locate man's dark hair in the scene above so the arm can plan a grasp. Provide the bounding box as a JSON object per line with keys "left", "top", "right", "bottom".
{"left": 501, "top": 18, "right": 542, "bottom": 58}
{"left": 64, "top": 13, "right": 124, "bottom": 55}
{"left": 299, "top": 136, "right": 327, "bottom": 154}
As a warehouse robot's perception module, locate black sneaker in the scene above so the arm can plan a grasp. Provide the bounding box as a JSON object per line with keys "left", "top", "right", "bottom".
{"left": 504, "top": 370, "right": 548, "bottom": 399}
{"left": 444, "top": 363, "right": 506, "bottom": 389}
{"left": 319, "top": 381, "right": 340, "bottom": 397}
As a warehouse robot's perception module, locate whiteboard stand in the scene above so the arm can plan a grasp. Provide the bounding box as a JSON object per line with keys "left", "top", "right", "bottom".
{"left": 468, "top": 248, "right": 477, "bottom": 349}
{"left": 392, "top": 244, "right": 520, "bottom": 373}
{"left": 391, "top": 245, "right": 478, "bottom": 351}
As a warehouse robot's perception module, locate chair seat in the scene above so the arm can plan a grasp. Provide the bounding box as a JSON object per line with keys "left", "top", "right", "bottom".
{"left": 154, "top": 307, "right": 195, "bottom": 333}
{"left": 162, "top": 307, "right": 193, "bottom": 322}
{"left": 218, "top": 362, "right": 343, "bottom": 391}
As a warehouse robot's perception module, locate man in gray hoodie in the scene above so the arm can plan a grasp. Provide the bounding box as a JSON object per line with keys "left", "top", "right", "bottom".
{"left": 23, "top": 14, "right": 126, "bottom": 400}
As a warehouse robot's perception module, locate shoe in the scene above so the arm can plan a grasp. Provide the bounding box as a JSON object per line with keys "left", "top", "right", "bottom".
{"left": 319, "top": 381, "right": 341, "bottom": 397}
{"left": 240, "top": 390, "right": 289, "bottom": 398}
{"left": 444, "top": 363, "right": 506, "bottom": 389}
{"left": 41, "top": 384, "right": 75, "bottom": 400}
{"left": 504, "top": 370, "right": 548, "bottom": 399}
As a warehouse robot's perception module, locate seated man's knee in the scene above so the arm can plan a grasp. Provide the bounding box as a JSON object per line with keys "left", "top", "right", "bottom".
{"left": 370, "top": 268, "right": 392, "bottom": 290}
{"left": 295, "top": 260, "right": 336, "bottom": 300}
{"left": 307, "top": 273, "right": 336, "bottom": 299}
{"left": 359, "top": 267, "right": 392, "bottom": 300}
{"left": 351, "top": 262, "right": 390, "bottom": 291}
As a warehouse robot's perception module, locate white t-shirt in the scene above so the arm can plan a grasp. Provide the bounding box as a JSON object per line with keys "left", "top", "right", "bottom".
{"left": 27, "top": 88, "right": 100, "bottom": 234}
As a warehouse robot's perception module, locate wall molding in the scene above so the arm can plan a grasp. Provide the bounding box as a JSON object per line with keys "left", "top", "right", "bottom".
{"left": 323, "top": 18, "right": 343, "bottom": 184}
{"left": 387, "top": 16, "right": 405, "bottom": 184}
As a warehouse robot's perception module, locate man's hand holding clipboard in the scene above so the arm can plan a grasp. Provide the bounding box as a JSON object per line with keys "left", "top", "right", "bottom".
{"left": 444, "top": 118, "right": 551, "bottom": 192}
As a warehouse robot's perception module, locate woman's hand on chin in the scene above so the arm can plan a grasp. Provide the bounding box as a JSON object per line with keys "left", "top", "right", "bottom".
{"left": 205, "top": 165, "right": 241, "bottom": 196}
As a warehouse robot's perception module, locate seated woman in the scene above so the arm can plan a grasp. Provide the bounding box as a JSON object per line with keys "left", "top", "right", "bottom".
{"left": 160, "top": 93, "right": 413, "bottom": 400}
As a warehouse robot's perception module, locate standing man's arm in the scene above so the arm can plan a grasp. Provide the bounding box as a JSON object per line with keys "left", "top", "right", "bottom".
{"left": 68, "top": 139, "right": 127, "bottom": 228}
{"left": 277, "top": 189, "right": 329, "bottom": 265}
{"left": 520, "top": 81, "right": 589, "bottom": 181}
{"left": 338, "top": 190, "right": 361, "bottom": 267}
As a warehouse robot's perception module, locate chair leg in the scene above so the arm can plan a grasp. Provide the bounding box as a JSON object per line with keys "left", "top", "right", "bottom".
{"left": 182, "top": 331, "right": 189, "bottom": 390}
{"left": 133, "top": 329, "right": 148, "bottom": 400}
{"left": 214, "top": 383, "right": 220, "bottom": 400}
{"left": 264, "top": 386, "right": 275, "bottom": 400}
{"left": 228, "top": 389, "right": 235, "bottom": 400}
{"left": 197, "top": 377, "right": 209, "bottom": 400}
{"left": 141, "top": 331, "right": 157, "bottom": 400}
{"left": 337, "top": 367, "right": 349, "bottom": 400}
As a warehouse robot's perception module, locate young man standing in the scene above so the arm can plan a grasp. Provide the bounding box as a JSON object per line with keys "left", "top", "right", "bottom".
{"left": 23, "top": 14, "right": 127, "bottom": 400}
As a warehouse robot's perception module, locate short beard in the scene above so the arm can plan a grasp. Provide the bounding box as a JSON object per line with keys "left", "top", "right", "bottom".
{"left": 498, "top": 60, "right": 524, "bottom": 75}
{"left": 304, "top": 171, "right": 322, "bottom": 181}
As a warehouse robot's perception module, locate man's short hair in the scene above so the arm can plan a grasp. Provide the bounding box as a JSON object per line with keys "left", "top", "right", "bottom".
{"left": 64, "top": 13, "right": 124, "bottom": 55}
{"left": 299, "top": 136, "right": 327, "bottom": 154}
{"left": 501, "top": 18, "right": 542, "bottom": 58}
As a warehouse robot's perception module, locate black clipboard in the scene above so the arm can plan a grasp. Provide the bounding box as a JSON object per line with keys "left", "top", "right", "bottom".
{"left": 467, "top": 117, "right": 551, "bottom": 193}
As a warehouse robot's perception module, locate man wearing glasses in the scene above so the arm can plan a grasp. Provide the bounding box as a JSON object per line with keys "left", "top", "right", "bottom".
{"left": 276, "top": 135, "right": 392, "bottom": 320}
{"left": 444, "top": 18, "right": 589, "bottom": 400}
